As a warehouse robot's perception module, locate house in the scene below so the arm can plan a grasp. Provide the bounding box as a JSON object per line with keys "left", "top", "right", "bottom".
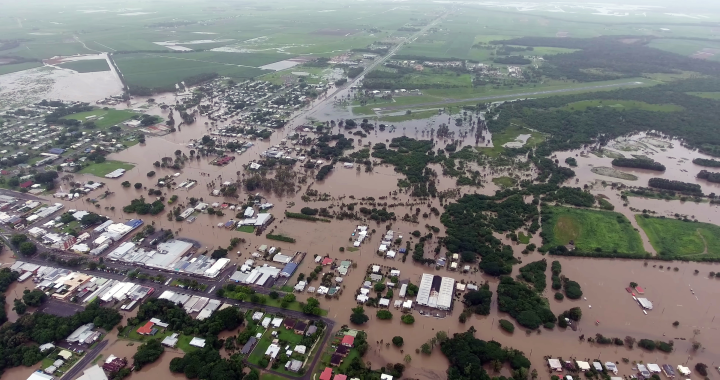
{"left": 647, "top": 364, "right": 661, "bottom": 373}
{"left": 252, "top": 312, "right": 264, "bottom": 321}
{"left": 265, "top": 343, "right": 281, "bottom": 360}
{"left": 294, "top": 345, "right": 307, "bottom": 354}
{"left": 306, "top": 325, "right": 318, "bottom": 336}
{"left": 271, "top": 317, "right": 283, "bottom": 328}
{"left": 241, "top": 337, "right": 258, "bottom": 355}
{"left": 136, "top": 321, "right": 155, "bottom": 335}
{"left": 57, "top": 350, "right": 73, "bottom": 360}
{"left": 261, "top": 317, "right": 271, "bottom": 328}
{"left": 341, "top": 335, "right": 355, "bottom": 347}
{"left": 379, "top": 298, "right": 390, "bottom": 307}
{"left": 102, "top": 356, "right": 128, "bottom": 372}
{"left": 285, "top": 359, "right": 303, "bottom": 372}
{"left": 28, "top": 372, "right": 54, "bottom": 380}
{"left": 320, "top": 368, "right": 333, "bottom": 380}
{"left": 380, "top": 375, "right": 394, "bottom": 380}
{"left": 548, "top": 358, "right": 562, "bottom": 371}
{"left": 576, "top": 361, "right": 591, "bottom": 372}
{"left": 605, "top": 362, "right": 618, "bottom": 374}
{"left": 593, "top": 362, "right": 603, "bottom": 371}
{"left": 662, "top": 364, "right": 676, "bottom": 377}
{"left": 330, "top": 354, "right": 343, "bottom": 366}
{"left": 334, "top": 375, "right": 348, "bottom": 380}
{"left": 335, "top": 345, "right": 350, "bottom": 357}
{"left": 294, "top": 321, "right": 308, "bottom": 335}
{"left": 189, "top": 337, "right": 206, "bottom": 348}
{"left": 162, "top": 333, "right": 179, "bottom": 348}
{"left": 284, "top": 318, "right": 297, "bottom": 330}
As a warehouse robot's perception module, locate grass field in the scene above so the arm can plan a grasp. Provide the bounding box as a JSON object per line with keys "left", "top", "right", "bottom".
{"left": 57, "top": 59, "right": 110, "bottom": 73}
{"left": 492, "top": 176, "right": 517, "bottom": 188}
{"left": 79, "top": 160, "right": 135, "bottom": 177}
{"left": 479, "top": 124, "right": 545, "bottom": 157}
{"left": 560, "top": 99, "right": 684, "bottom": 112}
{"left": 0, "top": 62, "right": 43, "bottom": 76}
{"left": 378, "top": 109, "right": 440, "bottom": 122}
{"left": 61, "top": 109, "right": 136, "bottom": 129}
{"left": 248, "top": 337, "right": 272, "bottom": 365}
{"left": 277, "top": 329, "right": 304, "bottom": 344}
{"left": 635, "top": 216, "right": 720, "bottom": 257}
{"left": 543, "top": 206, "right": 646, "bottom": 255}
{"left": 238, "top": 225, "right": 255, "bottom": 233}
{"left": 114, "top": 53, "right": 270, "bottom": 89}
{"left": 687, "top": 92, "right": 720, "bottom": 100}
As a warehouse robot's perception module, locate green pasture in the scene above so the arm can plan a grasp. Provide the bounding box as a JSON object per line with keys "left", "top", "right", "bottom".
{"left": 57, "top": 59, "right": 110, "bottom": 73}
{"left": 636, "top": 216, "right": 720, "bottom": 257}
{"left": 559, "top": 99, "right": 684, "bottom": 112}
{"left": 61, "top": 109, "right": 137, "bottom": 129}
{"left": 543, "top": 206, "right": 646, "bottom": 255}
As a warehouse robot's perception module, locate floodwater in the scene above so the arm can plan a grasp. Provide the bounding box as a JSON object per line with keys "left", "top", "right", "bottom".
{"left": 8, "top": 92, "right": 720, "bottom": 379}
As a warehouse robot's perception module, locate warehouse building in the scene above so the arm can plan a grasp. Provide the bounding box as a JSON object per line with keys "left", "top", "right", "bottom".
{"left": 415, "top": 273, "right": 455, "bottom": 310}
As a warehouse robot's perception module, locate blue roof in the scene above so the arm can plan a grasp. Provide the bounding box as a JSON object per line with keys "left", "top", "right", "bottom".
{"left": 48, "top": 148, "right": 65, "bottom": 155}
{"left": 125, "top": 219, "right": 143, "bottom": 228}
{"left": 281, "top": 263, "right": 298, "bottom": 275}
{"left": 399, "top": 248, "right": 406, "bottom": 253}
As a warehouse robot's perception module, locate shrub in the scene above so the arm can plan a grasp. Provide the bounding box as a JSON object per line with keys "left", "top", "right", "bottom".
{"left": 554, "top": 292, "right": 564, "bottom": 300}
{"left": 376, "top": 310, "right": 393, "bottom": 320}
{"left": 392, "top": 336, "right": 404, "bottom": 347}
{"left": 499, "top": 319, "right": 515, "bottom": 333}
{"left": 401, "top": 315, "right": 415, "bottom": 324}
{"left": 638, "top": 339, "right": 656, "bottom": 351}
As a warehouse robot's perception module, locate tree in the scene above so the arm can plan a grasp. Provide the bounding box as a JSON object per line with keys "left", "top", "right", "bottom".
{"left": 436, "top": 331, "right": 448, "bottom": 344}
{"left": 376, "top": 310, "right": 393, "bottom": 320}
{"left": 133, "top": 339, "right": 164, "bottom": 370}
{"left": 12, "top": 299, "right": 27, "bottom": 315}
{"left": 122, "top": 181, "right": 131, "bottom": 187}
{"left": 695, "top": 363, "right": 708, "bottom": 377}
{"left": 421, "top": 343, "right": 432, "bottom": 354}
{"left": 404, "top": 354, "right": 412, "bottom": 364}
{"left": 19, "top": 242, "right": 38, "bottom": 256}
{"left": 147, "top": 171, "right": 155, "bottom": 177}
{"left": 401, "top": 315, "right": 415, "bottom": 324}
{"left": 554, "top": 292, "right": 564, "bottom": 300}
{"left": 630, "top": 282, "right": 638, "bottom": 288}
{"left": 392, "top": 336, "right": 404, "bottom": 347}
{"left": 10, "top": 234, "right": 28, "bottom": 246}
{"left": 134, "top": 182, "right": 142, "bottom": 189}
{"left": 374, "top": 283, "right": 386, "bottom": 293}
{"left": 22, "top": 289, "right": 47, "bottom": 306}
{"left": 269, "top": 291, "right": 279, "bottom": 299}
{"left": 499, "top": 319, "right": 515, "bottom": 333}
{"left": 350, "top": 306, "right": 369, "bottom": 325}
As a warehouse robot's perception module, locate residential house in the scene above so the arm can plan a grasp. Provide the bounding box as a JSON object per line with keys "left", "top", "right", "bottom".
{"left": 241, "top": 336, "right": 258, "bottom": 355}
{"left": 305, "top": 325, "right": 318, "bottom": 336}
{"left": 330, "top": 354, "right": 343, "bottom": 366}
{"left": 335, "top": 345, "right": 350, "bottom": 357}
{"left": 320, "top": 368, "right": 333, "bottom": 380}
{"left": 341, "top": 335, "right": 355, "bottom": 347}
{"left": 294, "top": 321, "right": 308, "bottom": 335}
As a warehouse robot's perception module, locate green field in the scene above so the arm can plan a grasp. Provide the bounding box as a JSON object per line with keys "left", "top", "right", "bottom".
{"left": 57, "top": 59, "right": 110, "bottom": 73}
{"left": 61, "top": 109, "right": 137, "bottom": 129}
{"left": 560, "top": 99, "right": 684, "bottom": 112}
{"left": 378, "top": 109, "right": 440, "bottom": 122}
{"left": 248, "top": 337, "right": 272, "bottom": 365}
{"left": 479, "top": 124, "right": 545, "bottom": 157}
{"left": 114, "top": 53, "right": 271, "bottom": 89}
{"left": 238, "top": 225, "right": 255, "bottom": 233}
{"left": 635, "top": 216, "right": 720, "bottom": 257}
{"left": 492, "top": 176, "right": 517, "bottom": 188}
{"left": 277, "top": 329, "right": 304, "bottom": 344}
{"left": 79, "top": 160, "right": 135, "bottom": 177}
{"left": 687, "top": 92, "right": 720, "bottom": 100}
{"left": 648, "top": 39, "right": 720, "bottom": 62}
{"left": 543, "top": 206, "right": 646, "bottom": 255}
{"left": 0, "top": 62, "right": 43, "bottom": 75}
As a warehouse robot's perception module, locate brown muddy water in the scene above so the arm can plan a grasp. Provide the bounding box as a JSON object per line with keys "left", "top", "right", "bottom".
{"left": 6, "top": 97, "right": 720, "bottom": 379}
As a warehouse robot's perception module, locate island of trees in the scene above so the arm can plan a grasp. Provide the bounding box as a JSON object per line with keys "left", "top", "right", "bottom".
{"left": 612, "top": 158, "right": 666, "bottom": 171}
{"left": 648, "top": 178, "right": 702, "bottom": 193}
{"left": 693, "top": 158, "right": 720, "bottom": 167}
{"left": 697, "top": 170, "right": 720, "bottom": 183}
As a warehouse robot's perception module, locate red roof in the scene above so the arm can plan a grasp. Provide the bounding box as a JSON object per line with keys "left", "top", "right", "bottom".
{"left": 334, "top": 375, "right": 348, "bottom": 380}
{"left": 322, "top": 257, "right": 333, "bottom": 265}
{"left": 320, "top": 367, "right": 333, "bottom": 380}
{"left": 341, "top": 335, "right": 355, "bottom": 347}
{"left": 136, "top": 321, "right": 154, "bottom": 335}
{"left": 635, "top": 286, "right": 644, "bottom": 293}
{"left": 19, "top": 180, "right": 33, "bottom": 188}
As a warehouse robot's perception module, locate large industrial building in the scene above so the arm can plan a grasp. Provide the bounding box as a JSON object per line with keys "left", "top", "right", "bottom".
{"left": 416, "top": 273, "right": 455, "bottom": 310}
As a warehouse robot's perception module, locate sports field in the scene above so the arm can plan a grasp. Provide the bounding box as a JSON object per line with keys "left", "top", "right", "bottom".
{"left": 61, "top": 109, "right": 137, "bottom": 129}
{"left": 79, "top": 160, "right": 135, "bottom": 177}
{"left": 542, "top": 207, "right": 646, "bottom": 255}
{"left": 57, "top": 59, "right": 110, "bottom": 73}
{"left": 635, "top": 216, "right": 720, "bottom": 257}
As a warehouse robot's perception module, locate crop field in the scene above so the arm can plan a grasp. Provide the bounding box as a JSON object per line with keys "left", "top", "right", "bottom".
{"left": 543, "top": 206, "right": 646, "bottom": 255}
{"left": 114, "top": 53, "right": 269, "bottom": 89}
{"left": 635, "top": 216, "right": 720, "bottom": 257}
{"left": 0, "top": 62, "right": 43, "bottom": 76}
{"left": 61, "top": 109, "right": 137, "bottom": 129}
{"left": 57, "top": 59, "right": 110, "bottom": 73}
{"left": 560, "top": 99, "right": 684, "bottom": 112}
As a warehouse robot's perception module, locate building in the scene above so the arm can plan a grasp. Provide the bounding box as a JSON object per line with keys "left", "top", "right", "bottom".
{"left": 341, "top": 335, "right": 354, "bottom": 347}
{"left": 306, "top": 325, "right": 318, "bottom": 336}
{"left": 416, "top": 273, "right": 455, "bottom": 310}
{"left": 28, "top": 371, "right": 54, "bottom": 380}
{"left": 136, "top": 321, "right": 156, "bottom": 335}
{"left": 286, "top": 359, "right": 303, "bottom": 372}
{"left": 241, "top": 336, "right": 258, "bottom": 355}
{"left": 320, "top": 368, "right": 333, "bottom": 380}
{"left": 637, "top": 297, "right": 653, "bottom": 310}
{"left": 335, "top": 375, "right": 348, "bottom": 380}
{"left": 330, "top": 354, "right": 343, "bottom": 366}
{"left": 162, "top": 333, "right": 179, "bottom": 348}
{"left": 189, "top": 337, "right": 206, "bottom": 348}
{"left": 265, "top": 343, "right": 281, "bottom": 360}
{"left": 548, "top": 358, "right": 562, "bottom": 371}
{"left": 294, "top": 321, "right": 308, "bottom": 335}
{"left": 102, "top": 355, "right": 128, "bottom": 372}
{"left": 335, "top": 345, "right": 349, "bottom": 357}
{"left": 76, "top": 365, "right": 108, "bottom": 380}
{"left": 284, "top": 318, "right": 297, "bottom": 330}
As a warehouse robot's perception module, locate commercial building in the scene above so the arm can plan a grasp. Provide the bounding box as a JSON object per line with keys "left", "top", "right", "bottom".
{"left": 416, "top": 273, "right": 455, "bottom": 310}
{"left": 76, "top": 365, "right": 108, "bottom": 380}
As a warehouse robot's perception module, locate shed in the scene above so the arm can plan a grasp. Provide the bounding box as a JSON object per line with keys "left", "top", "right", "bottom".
{"left": 548, "top": 358, "right": 562, "bottom": 371}
{"left": 593, "top": 362, "right": 603, "bottom": 371}
{"left": 576, "top": 361, "right": 591, "bottom": 371}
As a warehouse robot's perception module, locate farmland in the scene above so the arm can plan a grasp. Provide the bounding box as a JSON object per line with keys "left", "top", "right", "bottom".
{"left": 57, "top": 59, "right": 110, "bottom": 73}
{"left": 636, "top": 216, "right": 720, "bottom": 257}
{"left": 542, "top": 206, "right": 646, "bottom": 256}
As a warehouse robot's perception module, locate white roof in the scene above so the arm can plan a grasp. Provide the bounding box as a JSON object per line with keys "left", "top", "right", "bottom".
{"left": 76, "top": 365, "right": 108, "bottom": 380}
{"left": 386, "top": 251, "right": 396, "bottom": 258}
{"left": 416, "top": 273, "right": 434, "bottom": 306}
{"left": 548, "top": 358, "right": 562, "bottom": 369}
{"left": 647, "top": 364, "right": 661, "bottom": 373}
{"left": 437, "top": 277, "right": 455, "bottom": 310}
{"left": 294, "top": 345, "right": 306, "bottom": 354}
{"left": 28, "top": 372, "right": 54, "bottom": 380}
{"left": 189, "top": 337, "right": 206, "bottom": 347}
{"left": 577, "top": 361, "right": 591, "bottom": 370}
{"left": 402, "top": 300, "right": 412, "bottom": 308}
{"left": 271, "top": 317, "right": 283, "bottom": 327}
{"left": 379, "top": 298, "right": 390, "bottom": 306}
{"left": 372, "top": 265, "right": 380, "bottom": 273}
{"left": 265, "top": 343, "right": 281, "bottom": 358}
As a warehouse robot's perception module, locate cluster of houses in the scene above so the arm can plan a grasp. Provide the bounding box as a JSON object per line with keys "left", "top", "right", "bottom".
{"left": 547, "top": 358, "right": 692, "bottom": 379}
{"left": 230, "top": 249, "right": 304, "bottom": 287}
{"left": 246, "top": 312, "right": 321, "bottom": 373}
{"left": 0, "top": 196, "right": 64, "bottom": 230}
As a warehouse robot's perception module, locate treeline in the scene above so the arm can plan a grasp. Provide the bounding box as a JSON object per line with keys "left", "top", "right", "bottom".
{"left": 612, "top": 158, "right": 665, "bottom": 171}
{"left": 491, "top": 36, "right": 720, "bottom": 81}
{"left": 493, "top": 56, "right": 531, "bottom": 65}
{"left": 648, "top": 178, "right": 702, "bottom": 193}
{"left": 135, "top": 298, "right": 244, "bottom": 336}
{"left": 460, "top": 284, "right": 492, "bottom": 320}
{"left": 485, "top": 79, "right": 720, "bottom": 155}
{"left": 441, "top": 327, "right": 531, "bottom": 380}
{"left": 697, "top": 170, "right": 720, "bottom": 183}
{"left": 497, "top": 276, "right": 556, "bottom": 329}
{"left": 44, "top": 104, "right": 94, "bottom": 124}
{"left": 693, "top": 158, "right": 720, "bottom": 167}
{"left": 0, "top": 302, "right": 121, "bottom": 375}
{"left": 496, "top": 45, "right": 534, "bottom": 55}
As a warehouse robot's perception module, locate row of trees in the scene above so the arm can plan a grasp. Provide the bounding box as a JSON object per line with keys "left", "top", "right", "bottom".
{"left": 648, "top": 178, "right": 702, "bottom": 194}
{"left": 612, "top": 158, "right": 666, "bottom": 171}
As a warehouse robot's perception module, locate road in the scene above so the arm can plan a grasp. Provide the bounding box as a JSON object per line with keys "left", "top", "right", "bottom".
{"left": 60, "top": 340, "right": 108, "bottom": 380}
{"left": 377, "top": 81, "right": 647, "bottom": 111}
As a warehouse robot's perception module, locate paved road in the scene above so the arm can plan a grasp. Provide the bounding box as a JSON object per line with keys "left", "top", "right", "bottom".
{"left": 60, "top": 339, "right": 108, "bottom": 380}
{"left": 377, "top": 81, "right": 647, "bottom": 111}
